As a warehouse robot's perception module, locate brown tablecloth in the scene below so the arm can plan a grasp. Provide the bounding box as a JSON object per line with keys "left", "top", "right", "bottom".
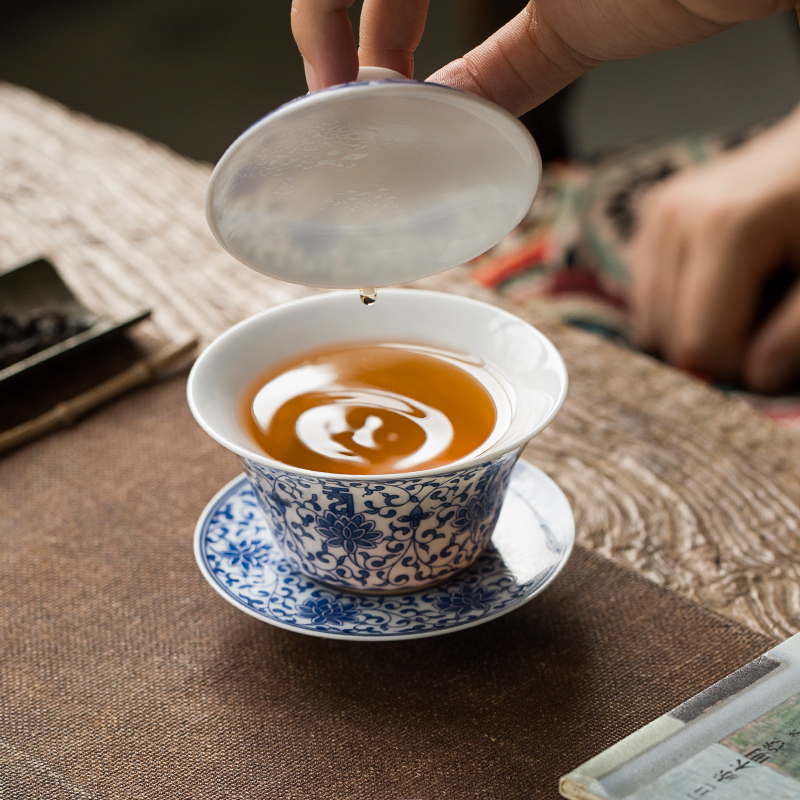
{"left": 0, "top": 374, "right": 775, "bottom": 799}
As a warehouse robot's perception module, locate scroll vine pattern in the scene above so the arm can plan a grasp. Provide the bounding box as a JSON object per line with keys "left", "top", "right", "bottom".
{"left": 240, "top": 451, "right": 519, "bottom": 591}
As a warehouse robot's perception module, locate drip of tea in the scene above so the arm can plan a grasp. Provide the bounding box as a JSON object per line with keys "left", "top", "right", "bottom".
{"left": 241, "top": 342, "right": 511, "bottom": 475}
{"left": 359, "top": 287, "right": 377, "bottom": 306}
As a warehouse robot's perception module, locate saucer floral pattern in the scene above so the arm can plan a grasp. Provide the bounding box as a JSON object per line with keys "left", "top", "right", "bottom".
{"left": 195, "top": 461, "right": 575, "bottom": 640}
{"left": 296, "top": 597, "right": 361, "bottom": 626}
{"left": 218, "top": 538, "right": 271, "bottom": 573}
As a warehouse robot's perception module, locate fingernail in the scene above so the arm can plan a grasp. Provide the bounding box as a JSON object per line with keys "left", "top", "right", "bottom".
{"left": 303, "top": 58, "right": 320, "bottom": 93}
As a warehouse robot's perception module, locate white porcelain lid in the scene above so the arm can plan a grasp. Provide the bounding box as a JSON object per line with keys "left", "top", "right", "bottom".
{"left": 206, "top": 69, "right": 542, "bottom": 289}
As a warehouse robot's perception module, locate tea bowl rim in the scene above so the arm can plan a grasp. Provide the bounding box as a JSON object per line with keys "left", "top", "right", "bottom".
{"left": 186, "top": 288, "right": 568, "bottom": 482}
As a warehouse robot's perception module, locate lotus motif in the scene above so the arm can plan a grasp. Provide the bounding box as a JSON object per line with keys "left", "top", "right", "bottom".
{"left": 296, "top": 597, "right": 361, "bottom": 625}
{"left": 434, "top": 585, "right": 497, "bottom": 614}
{"left": 316, "top": 511, "right": 382, "bottom": 553}
{"left": 220, "top": 538, "right": 270, "bottom": 573}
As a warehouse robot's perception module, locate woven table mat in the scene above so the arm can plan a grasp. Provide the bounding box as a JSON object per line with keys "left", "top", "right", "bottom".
{"left": 0, "top": 375, "right": 775, "bottom": 799}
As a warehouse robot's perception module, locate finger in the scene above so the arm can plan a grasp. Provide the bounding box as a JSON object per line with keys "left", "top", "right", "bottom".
{"left": 291, "top": 0, "right": 360, "bottom": 91}
{"left": 627, "top": 233, "right": 661, "bottom": 351}
{"left": 358, "top": 0, "right": 429, "bottom": 78}
{"left": 426, "top": 1, "right": 797, "bottom": 116}
{"left": 628, "top": 193, "right": 685, "bottom": 353}
{"left": 647, "top": 229, "right": 686, "bottom": 359}
{"left": 427, "top": 4, "right": 600, "bottom": 117}
{"left": 669, "top": 214, "right": 784, "bottom": 380}
{"left": 746, "top": 278, "right": 800, "bottom": 394}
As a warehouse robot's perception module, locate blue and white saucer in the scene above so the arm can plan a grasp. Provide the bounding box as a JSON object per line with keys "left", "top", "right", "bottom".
{"left": 194, "top": 460, "right": 574, "bottom": 641}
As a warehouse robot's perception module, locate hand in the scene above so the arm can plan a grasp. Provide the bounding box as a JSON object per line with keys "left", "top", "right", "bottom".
{"left": 290, "top": 0, "right": 798, "bottom": 116}
{"left": 627, "top": 105, "right": 800, "bottom": 394}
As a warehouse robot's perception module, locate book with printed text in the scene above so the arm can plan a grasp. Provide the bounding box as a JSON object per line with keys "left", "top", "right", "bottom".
{"left": 560, "top": 632, "right": 800, "bottom": 799}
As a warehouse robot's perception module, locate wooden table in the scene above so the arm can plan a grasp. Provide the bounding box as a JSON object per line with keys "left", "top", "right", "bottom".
{"left": 2, "top": 80, "right": 799, "bottom": 641}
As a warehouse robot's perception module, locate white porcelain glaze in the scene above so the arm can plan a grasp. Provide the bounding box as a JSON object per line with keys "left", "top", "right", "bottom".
{"left": 187, "top": 289, "right": 567, "bottom": 592}
{"left": 194, "top": 460, "right": 575, "bottom": 639}
{"left": 205, "top": 75, "right": 542, "bottom": 289}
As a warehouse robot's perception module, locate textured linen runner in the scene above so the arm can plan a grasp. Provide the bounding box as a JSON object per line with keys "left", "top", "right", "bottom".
{"left": 0, "top": 375, "right": 775, "bottom": 800}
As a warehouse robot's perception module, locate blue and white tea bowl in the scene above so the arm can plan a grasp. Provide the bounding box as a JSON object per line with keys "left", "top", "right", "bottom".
{"left": 187, "top": 289, "right": 567, "bottom": 593}
{"left": 238, "top": 449, "right": 518, "bottom": 592}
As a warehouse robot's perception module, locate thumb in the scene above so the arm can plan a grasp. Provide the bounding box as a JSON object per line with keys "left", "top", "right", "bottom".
{"left": 426, "top": 5, "right": 598, "bottom": 117}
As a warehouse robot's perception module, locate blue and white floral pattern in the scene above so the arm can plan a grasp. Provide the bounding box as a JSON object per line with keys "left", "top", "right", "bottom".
{"left": 239, "top": 451, "right": 519, "bottom": 592}
{"left": 194, "top": 460, "right": 575, "bottom": 640}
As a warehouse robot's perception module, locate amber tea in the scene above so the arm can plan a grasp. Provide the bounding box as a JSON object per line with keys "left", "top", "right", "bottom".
{"left": 241, "top": 342, "right": 511, "bottom": 475}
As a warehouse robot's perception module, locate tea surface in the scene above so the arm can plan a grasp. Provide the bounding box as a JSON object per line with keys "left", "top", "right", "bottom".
{"left": 241, "top": 342, "right": 509, "bottom": 475}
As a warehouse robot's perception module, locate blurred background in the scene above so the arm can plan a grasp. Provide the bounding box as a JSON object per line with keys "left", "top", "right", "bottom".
{"left": 0, "top": 0, "right": 798, "bottom": 164}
